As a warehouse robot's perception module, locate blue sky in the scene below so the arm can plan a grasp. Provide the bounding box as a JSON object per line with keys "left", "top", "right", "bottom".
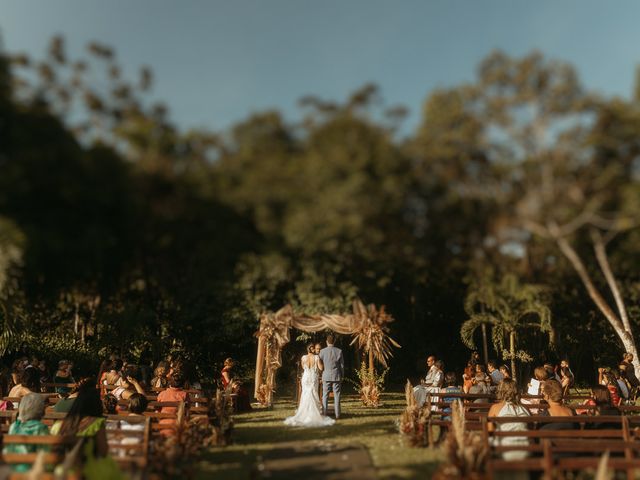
{"left": 1, "top": 0, "right": 639, "bottom": 135}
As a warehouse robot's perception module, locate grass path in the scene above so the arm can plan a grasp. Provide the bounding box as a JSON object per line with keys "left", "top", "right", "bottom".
{"left": 196, "top": 392, "right": 443, "bottom": 479}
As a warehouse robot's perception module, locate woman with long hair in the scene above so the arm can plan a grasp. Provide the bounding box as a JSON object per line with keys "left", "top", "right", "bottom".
{"left": 51, "top": 379, "right": 108, "bottom": 457}
{"left": 488, "top": 379, "right": 530, "bottom": 461}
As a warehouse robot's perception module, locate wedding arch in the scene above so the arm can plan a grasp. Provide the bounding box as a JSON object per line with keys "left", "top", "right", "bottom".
{"left": 254, "top": 299, "right": 400, "bottom": 406}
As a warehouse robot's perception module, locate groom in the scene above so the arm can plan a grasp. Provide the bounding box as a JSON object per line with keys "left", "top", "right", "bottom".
{"left": 319, "top": 334, "right": 344, "bottom": 419}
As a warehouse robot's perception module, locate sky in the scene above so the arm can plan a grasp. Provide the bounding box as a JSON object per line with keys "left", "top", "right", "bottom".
{"left": 1, "top": 0, "right": 640, "bottom": 135}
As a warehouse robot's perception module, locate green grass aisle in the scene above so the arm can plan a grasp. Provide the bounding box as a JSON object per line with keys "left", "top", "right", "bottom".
{"left": 196, "top": 392, "right": 443, "bottom": 479}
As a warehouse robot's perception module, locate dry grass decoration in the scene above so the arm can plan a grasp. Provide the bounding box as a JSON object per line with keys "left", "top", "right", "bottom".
{"left": 150, "top": 399, "right": 222, "bottom": 477}
{"left": 350, "top": 303, "right": 400, "bottom": 407}
{"left": 210, "top": 385, "right": 234, "bottom": 446}
{"left": 398, "top": 380, "right": 433, "bottom": 447}
{"left": 433, "top": 400, "right": 487, "bottom": 480}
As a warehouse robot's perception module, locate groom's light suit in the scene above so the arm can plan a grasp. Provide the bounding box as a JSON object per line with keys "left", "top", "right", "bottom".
{"left": 319, "top": 344, "right": 344, "bottom": 418}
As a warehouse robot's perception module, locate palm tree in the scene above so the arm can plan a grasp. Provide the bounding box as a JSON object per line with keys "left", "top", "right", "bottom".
{"left": 460, "top": 273, "right": 554, "bottom": 382}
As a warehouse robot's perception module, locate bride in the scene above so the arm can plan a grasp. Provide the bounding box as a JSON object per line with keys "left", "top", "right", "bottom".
{"left": 284, "top": 344, "right": 335, "bottom": 427}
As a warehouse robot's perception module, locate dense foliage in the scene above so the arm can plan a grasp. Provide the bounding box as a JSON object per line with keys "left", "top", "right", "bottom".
{"left": 0, "top": 36, "right": 639, "bottom": 382}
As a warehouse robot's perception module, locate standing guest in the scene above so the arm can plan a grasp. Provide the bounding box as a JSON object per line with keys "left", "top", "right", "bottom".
{"left": 621, "top": 353, "right": 640, "bottom": 392}
{"left": 54, "top": 360, "right": 75, "bottom": 396}
{"left": 558, "top": 359, "right": 575, "bottom": 395}
{"left": 157, "top": 371, "right": 189, "bottom": 436}
{"left": 3, "top": 393, "right": 49, "bottom": 472}
{"left": 413, "top": 356, "right": 443, "bottom": 407}
{"left": 150, "top": 361, "right": 169, "bottom": 389}
{"left": 8, "top": 368, "right": 41, "bottom": 399}
{"left": 488, "top": 360, "right": 504, "bottom": 386}
{"left": 314, "top": 343, "right": 322, "bottom": 355}
{"left": 488, "top": 379, "right": 530, "bottom": 461}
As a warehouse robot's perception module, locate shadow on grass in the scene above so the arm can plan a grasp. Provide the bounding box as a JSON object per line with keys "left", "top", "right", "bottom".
{"left": 235, "top": 419, "right": 396, "bottom": 445}
{"left": 379, "top": 461, "right": 441, "bottom": 480}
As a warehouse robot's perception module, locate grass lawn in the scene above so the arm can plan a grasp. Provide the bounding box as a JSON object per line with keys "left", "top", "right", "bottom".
{"left": 196, "top": 392, "right": 443, "bottom": 479}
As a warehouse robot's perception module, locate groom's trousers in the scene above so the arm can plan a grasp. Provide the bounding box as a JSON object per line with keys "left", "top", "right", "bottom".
{"left": 322, "top": 381, "right": 341, "bottom": 418}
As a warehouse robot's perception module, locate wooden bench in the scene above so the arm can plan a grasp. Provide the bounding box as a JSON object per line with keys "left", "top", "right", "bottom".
{"left": 105, "top": 415, "right": 151, "bottom": 472}
{"left": 0, "top": 434, "right": 80, "bottom": 476}
{"left": 486, "top": 415, "right": 640, "bottom": 479}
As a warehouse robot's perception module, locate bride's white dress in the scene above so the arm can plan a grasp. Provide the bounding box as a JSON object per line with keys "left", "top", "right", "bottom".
{"left": 284, "top": 354, "right": 335, "bottom": 427}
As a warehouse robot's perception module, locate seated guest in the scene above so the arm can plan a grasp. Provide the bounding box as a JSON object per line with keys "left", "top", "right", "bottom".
{"left": 106, "top": 359, "right": 123, "bottom": 386}
{"left": 598, "top": 368, "right": 622, "bottom": 406}
{"left": 110, "top": 393, "right": 149, "bottom": 458}
{"left": 97, "top": 359, "right": 114, "bottom": 395}
{"left": 53, "top": 377, "right": 93, "bottom": 413}
{"left": 221, "top": 358, "right": 252, "bottom": 412}
{"left": 543, "top": 362, "right": 560, "bottom": 382}
{"left": 151, "top": 361, "right": 169, "bottom": 389}
{"left": 157, "top": 370, "right": 189, "bottom": 436}
{"left": 121, "top": 393, "right": 148, "bottom": 431}
{"left": 413, "top": 355, "right": 443, "bottom": 407}
{"left": 488, "top": 379, "right": 530, "bottom": 460}
{"left": 499, "top": 364, "right": 511, "bottom": 380}
{"left": 440, "top": 372, "right": 462, "bottom": 420}
{"left": 8, "top": 367, "right": 41, "bottom": 399}
{"left": 613, "top": 368, "right": 630, "bottom": 401}
{"left": 469, "top": 372, "right": 490, "bottom": 403}
{"left": 3, "top": 393, "right": 49, "bottom": 472}
{"left": 111, "top": 367, "right": 145, "bottom": 401}
{"left": 51, "top": 381, "right": 109, "bottom": 457}
{"left": 102, "top": 393, "right": 118, "bottom": 415}
{"left": 522, "top": 366, "right": 548, "bottom": 414}
{"left": 9, "top": 358, "right": 26, "bottom": 390}
{"left": 54, "top": 360, "right": 75, "bottom": 396}
{"left": 52, "top": 382, "right": 127, "bottom": 479}
{"left": 487, "top": 360, "right": 504, "bottom": 386}
{"left": 37, "top": 359, "right": 50, "bottom": 391}
{"left": 539, "top": 380, "right": 576, "bottom": 430}
{"left": 584, "top": 385, "right": 620, "bottom": 429}
{"left": 462, "top": 361, "right": 475, "bottom": 393}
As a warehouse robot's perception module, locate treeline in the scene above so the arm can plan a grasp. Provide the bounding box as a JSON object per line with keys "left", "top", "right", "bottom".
{"left": 0, "top": 36, "right": 639, "bottom": 381}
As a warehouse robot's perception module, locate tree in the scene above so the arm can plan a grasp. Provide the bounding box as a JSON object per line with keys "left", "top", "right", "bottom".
{"left": 461, "top": 272, "right": 554, "bottom": 381}
{"left": 422, "top": 50, "right": 640, "bottom": 371}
